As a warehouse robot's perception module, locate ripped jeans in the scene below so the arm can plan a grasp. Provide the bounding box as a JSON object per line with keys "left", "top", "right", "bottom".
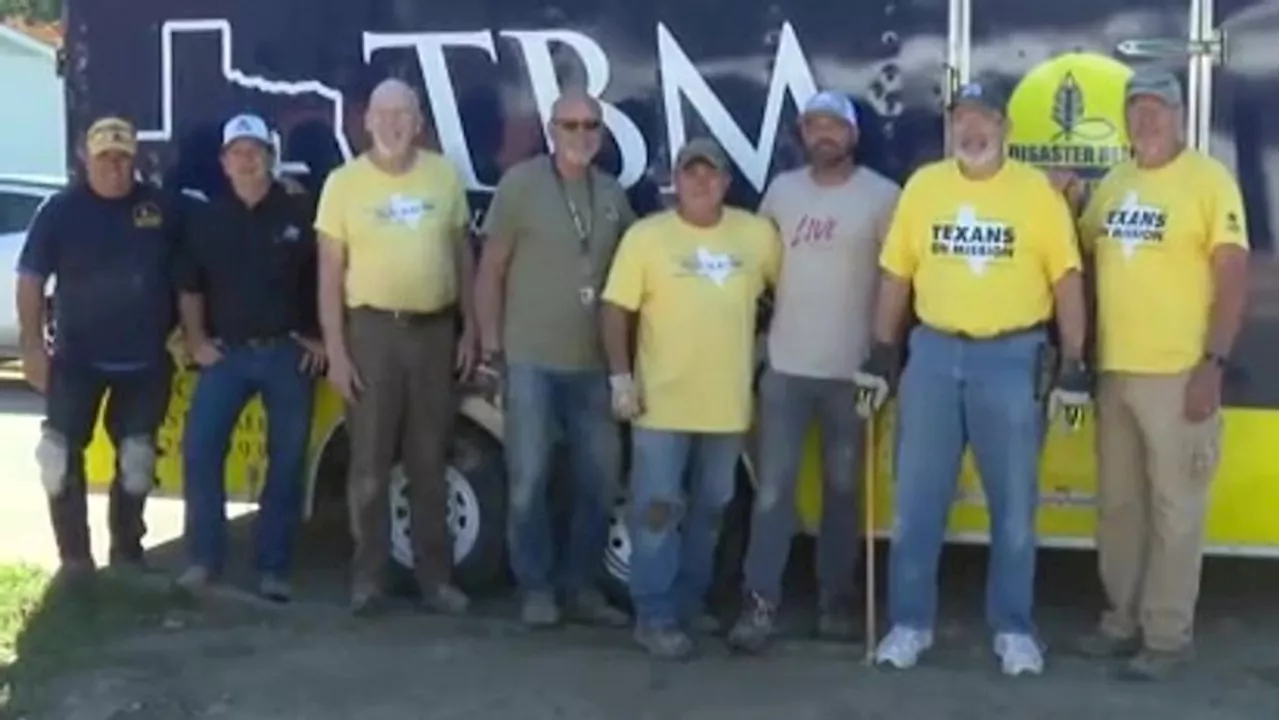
{"left": 627, "top": 428, "right": 743, "bottom": 629}
{"left": 888, "top": 325, "right": 1046, "bottom": 636}
{"left": 741, "top": 369, "right": 863, "bottom": 607}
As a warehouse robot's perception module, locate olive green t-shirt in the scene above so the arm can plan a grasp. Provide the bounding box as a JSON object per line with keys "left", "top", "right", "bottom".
{"left": 482, "top": 155, "right": 636, "bottom": 370}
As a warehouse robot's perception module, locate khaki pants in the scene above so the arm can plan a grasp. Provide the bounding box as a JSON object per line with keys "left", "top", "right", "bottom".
{"left": 345, "top": 307, "right": 457, "bottom": 596}
{"left": 1095, "top": 371, "right": 1222, "bottom": 651}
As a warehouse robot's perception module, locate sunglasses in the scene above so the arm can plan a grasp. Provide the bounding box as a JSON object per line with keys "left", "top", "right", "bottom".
{"left": 554, "top": 118, "right": 603, "bottom": 133}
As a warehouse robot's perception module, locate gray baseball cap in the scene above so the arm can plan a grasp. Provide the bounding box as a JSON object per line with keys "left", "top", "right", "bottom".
{"left": 675, "top": 137, "right": 728, "bottom": 172}
{"left": 949, "top": 81, "right": 1007, "bottom": 116}
{"left": 1125, "top": 68, "right": 1184, "bottom": 107}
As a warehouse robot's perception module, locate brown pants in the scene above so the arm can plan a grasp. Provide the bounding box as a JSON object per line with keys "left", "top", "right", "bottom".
{"left": 345, "top": 307, "right": 457, "bottom": 595}
{"left": 1095, "top": 371, "right": 1223, "bottom": 651}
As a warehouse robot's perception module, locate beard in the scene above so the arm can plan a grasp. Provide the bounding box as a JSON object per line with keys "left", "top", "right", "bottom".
{"left": 807, "top": 140, "right": 852, "bottom": 168}
{"left": 954, "top": 140, "right": 1001, "bottom": 169}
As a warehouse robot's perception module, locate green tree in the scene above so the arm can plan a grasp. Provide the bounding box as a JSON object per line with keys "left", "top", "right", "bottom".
{"left": 0, "top": 0, "right": 62, "bottom": 24}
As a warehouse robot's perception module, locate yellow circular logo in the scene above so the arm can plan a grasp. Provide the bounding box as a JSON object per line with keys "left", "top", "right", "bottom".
{"left": 1007, "top": 52, "right": 1134, "bottom": 178}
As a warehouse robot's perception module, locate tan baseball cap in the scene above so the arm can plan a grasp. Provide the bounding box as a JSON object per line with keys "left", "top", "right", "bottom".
{"left": 675, "top": 137, "right": 728, "bottom": 172}
{"left": 85, "top": 117, "right": 138, "bottom": 157}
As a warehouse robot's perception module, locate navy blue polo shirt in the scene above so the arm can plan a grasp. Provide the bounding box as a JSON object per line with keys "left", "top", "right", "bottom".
{"left": 17, "top": 183, "right": 180, "bottom": 370}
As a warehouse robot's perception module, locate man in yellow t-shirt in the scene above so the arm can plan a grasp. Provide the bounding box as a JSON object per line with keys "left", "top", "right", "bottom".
{"left": 1055, "top": 69, "right": 1250, "bottom": 681}
{"left": 852, "top": 81, "right": 1088, "bottom": 677}
{"left": 600, "top": 138, "right": 780, "bottom": 659}
{"left": 314, "top": 78, "right": 477, "bottom": 617}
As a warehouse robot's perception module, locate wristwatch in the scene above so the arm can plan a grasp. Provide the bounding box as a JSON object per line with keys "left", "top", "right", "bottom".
{"left": 1203, "top": 351, "right": 1229, "bottom": 369}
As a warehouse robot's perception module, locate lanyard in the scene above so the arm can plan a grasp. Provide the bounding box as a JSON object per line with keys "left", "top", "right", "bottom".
{"left": 551, "top": 161, "right": 595, "bottom": 256}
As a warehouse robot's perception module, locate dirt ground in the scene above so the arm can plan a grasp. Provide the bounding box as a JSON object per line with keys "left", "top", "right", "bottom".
{"left": 0, "top": 392, "right": 1275, "bottom": 720}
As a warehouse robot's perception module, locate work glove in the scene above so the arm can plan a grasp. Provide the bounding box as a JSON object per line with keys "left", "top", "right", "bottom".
{"left": 853, "top": 342, "right": 901, "bottom": 419}
{"left": 609, "top": 373, "right": 643, "bottom": 421}
{"left": 1048, "top": 357, "right": 1092, "bottom": 431}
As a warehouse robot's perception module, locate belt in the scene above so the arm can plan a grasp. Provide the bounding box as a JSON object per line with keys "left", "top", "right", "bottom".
{"left": 928, "top": 322, "right": 1047, "bottom": 342}
{"left": 352, "top": 305, "right": 455, "bottom": 326}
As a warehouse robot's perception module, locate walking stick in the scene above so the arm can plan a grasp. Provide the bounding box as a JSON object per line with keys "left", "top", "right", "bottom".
{"left": 862, "top": 411, "right": 878, "bottom": 664}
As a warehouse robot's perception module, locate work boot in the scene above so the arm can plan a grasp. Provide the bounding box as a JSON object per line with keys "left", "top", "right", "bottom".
{"left": 1118, "top": 647, "right": 1192, "bottom": 682}
{"left": 49, "top": 558, "right": 97, "bottom": 596}
{"left": 565, "top": 588, "right": 628, "bottom": 628}
{"left": 726, "top": 591, "right": 777, "bottom": 654}
{"left": 258, "top": 575, "right": 292, "bottom": 604}
{"left": 633, "top": 624, "right": 695, "bottom": 660}
{"left": 1074, "top": 630, "right": 1141, "bottom": 659}
{"left": 520, "top": 591, "right": 561, "bottom": 628}
{"left": 349, "top": 588, "right": 385, "bottom": 617}
{"left": 816, "top": 594, "right": 859, "bottom": 642}
{"left": 419, "top": 582, "right": 470, "bottom": 616}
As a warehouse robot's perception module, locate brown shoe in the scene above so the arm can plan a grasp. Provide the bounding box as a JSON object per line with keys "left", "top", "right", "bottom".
{"left": 1118, "top": 647, "right": 1192, "bottom": 682}
{"left": 1075, "top": 630, "right": 1142, "bottom": 659}
{"left": 350, "top": 588, "right": 385, "bottom": 617}
{"left": 565, "top": 588, "right": 628, "bottom": 628}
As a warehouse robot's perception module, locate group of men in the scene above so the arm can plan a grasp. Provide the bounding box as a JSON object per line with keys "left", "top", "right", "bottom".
{"left": 19, "top": 63, "right": 1246, "bottom": 683}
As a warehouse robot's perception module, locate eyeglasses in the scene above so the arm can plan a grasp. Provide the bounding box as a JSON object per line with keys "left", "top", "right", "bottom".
{"left": 554, "top": 118, "right": 603, "bottom": 133}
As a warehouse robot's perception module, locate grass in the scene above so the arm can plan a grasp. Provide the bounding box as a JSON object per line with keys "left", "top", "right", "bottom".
{"left": 0, "top": 563, "right": 191, "bottom": 716}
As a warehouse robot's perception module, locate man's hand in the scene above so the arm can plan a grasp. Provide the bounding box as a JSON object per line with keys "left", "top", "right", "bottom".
{"left": 186, "top": 336, "right": 224, "bottom": 368}
{"left": 609, "top": 373, "right": 643, "bottom": 421}
{"left": 455, "top": 323, "right": 478, "bottom": 382}
{"left": 21, "top": 345, "right": 49, "bottom": 394}
{"left": 474, "top": 349, "right": 504, "bottom": 405}
{"left": 326, "top": 349, "right": 365, "bottom": 403}
{"left": 291, "top": 333, "right": 328, "bottom": 376}
{"left": 853, "top": 342, "right": 900, "bottom": 418}
{"left": 1184, "top": 359, "right": 1223, "bottom": 422}
{"left": 1048, "top": 357, "right": 1092, "bottom": 430}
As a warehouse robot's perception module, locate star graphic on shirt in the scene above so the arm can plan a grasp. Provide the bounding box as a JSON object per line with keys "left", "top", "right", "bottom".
{"left": 1104, "top": 191, "right": 1166, "bottom": 260}
{"left": 950, "top": 205, "right": 1007, "bottom": 275}
{"left": 694, "top": 247, "right": 737, "bottom": 286}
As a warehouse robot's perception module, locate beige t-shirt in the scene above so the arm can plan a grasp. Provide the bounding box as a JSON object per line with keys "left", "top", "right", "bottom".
{"left": 760, "top": 166, "right": 901, "bottom": 380}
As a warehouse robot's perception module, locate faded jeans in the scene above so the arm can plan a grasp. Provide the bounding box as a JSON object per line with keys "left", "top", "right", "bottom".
{"left": 888, "top": 325, "right": 1046, "bottom": 636}
{"left": 627, "top": 428, "right": 743, "bottom": 629}
{"left": 742, "top": 369, "right": 863, "bottom": 606}
{"left": 504, "top": 363, "right": 621, "bottom": 596}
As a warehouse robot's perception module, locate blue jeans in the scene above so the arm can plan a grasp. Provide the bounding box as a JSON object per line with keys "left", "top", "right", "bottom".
{"left": 888, "top": 325, "right": 1046, "bottom": 635}
{"left": 742, "top": 369, "right": 863, "bottom": 606}
{"left": 627, "top": 428, "right": 744, "bottom": 629}
{"left": 183, "top": 340, "right": 315, "bottom": 576}
{"left": 504, "top": 363, "right": 621, "bottom": 595}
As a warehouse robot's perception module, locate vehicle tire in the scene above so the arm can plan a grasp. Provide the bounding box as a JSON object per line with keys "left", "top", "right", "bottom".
{"left": 386, "top": 420, "right": 509, "bottom": 592}
{"left": 598, "top": 468, "right": 754, "bottom": 614}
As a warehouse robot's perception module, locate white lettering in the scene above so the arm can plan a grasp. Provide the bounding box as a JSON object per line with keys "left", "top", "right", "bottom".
{"left": 657, "top": 22, "right": 818, "bottom": 190}
{"left": 363, "top": 31, "right": 498, "bottom": 191}
{"left": 502, "top": 30, "right": 648, "bottom": 188}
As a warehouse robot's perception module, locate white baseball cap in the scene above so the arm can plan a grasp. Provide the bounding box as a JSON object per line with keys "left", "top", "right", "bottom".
{"left": 222, "top": 113, "right": 272, "bottom": 147}
{"left": 802, "top": 91, "right": 859, "bottom": 129}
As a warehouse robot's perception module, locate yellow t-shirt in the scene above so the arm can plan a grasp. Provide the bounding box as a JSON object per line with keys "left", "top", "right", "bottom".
{"left": 314, "top": 150, "right": 470, "bottom": 313}
{"left": 602, "top": 208, "right": 781, "bottom": 433}
{"left": 1081, "top": 150, "right": 1248, "bottom": 373}
{"left": 879, "top": 159, "right": 1081, "bottom": 337}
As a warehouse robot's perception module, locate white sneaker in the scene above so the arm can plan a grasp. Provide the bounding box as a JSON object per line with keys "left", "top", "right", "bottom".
{"left": 994, "top": 633, "right": 1045, "bottom": 676}
{"left": 874, "top": 626, "right": 934, "bottom": 669}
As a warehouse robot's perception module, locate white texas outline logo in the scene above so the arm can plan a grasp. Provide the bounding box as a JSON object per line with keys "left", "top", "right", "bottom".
{"left": 1105, "top": 191, "right": 1165, "bottom": 260}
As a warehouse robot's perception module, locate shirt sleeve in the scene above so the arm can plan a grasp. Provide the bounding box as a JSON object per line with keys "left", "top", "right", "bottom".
{"left": 757, "top": 177, "right": 780, "bottom": 223}
{"left": 448, "top": 165, "right": 472, "bottom": 235}
{"left": 172, "top": 199, "right": 204, "bottom": 294}
{"left": 878, "top": 177, "right": 921, "bottom": 280}
{"left": 296, "top": 200, "right": 323, "bottom": 337}
{"left": 762, "top": 220, "right": 783, "bottom": 286}
{"left": 16, "top": 194, "right": 61, "bottom": 279}
{"left": 1078, "top": 170, "right": 1113, "bottom": 255}
{"left": 1037, "top": 181, "right": 1083, "bottom": 284}
{"left": 313, "top": 169, "right": 347, "bottom": 243}
{"left": 614, "top": 184, "right": 638, "bottom": 231}
{"left": 874, "top": 183, "right": 903, "bottom": 246}
{"left": 601, "top": 224, "right": 646, "bottom": 312}
{"left": 1205, "top": 161, "right": 1249, "bottom": 251}
{"left": 480, "top": 168, "right": 522, "bottom": 241}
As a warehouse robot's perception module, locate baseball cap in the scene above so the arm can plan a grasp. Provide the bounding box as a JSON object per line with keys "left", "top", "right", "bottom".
{"left": 222, "top": 113, "right": 273, "bottom": 147}
{"left": 85, "top": 117, "right": 137, "bottom": 157}
{"left": 950, "top": 81, "right": 1007, "bottom": 115}
{"left": 802, "top": 91, "right": 859, "bottom": 128}
{"left": 1125, "top": 68, "right": 1184, "bottom": 107}
{"left": 675, "top": 137, "right": 728, "bottom": 172}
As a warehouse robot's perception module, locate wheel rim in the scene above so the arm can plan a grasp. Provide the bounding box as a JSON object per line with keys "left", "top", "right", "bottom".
{"left": 603, "top": 495, "right": 630, "bottom": 583}
{"left": 388, "top": 464, "right": 480, "bottom": 569}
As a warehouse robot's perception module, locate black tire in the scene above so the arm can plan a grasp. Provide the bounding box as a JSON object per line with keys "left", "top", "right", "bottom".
{"left": 315, "top": 419, "right": 509, "bottom": 594}
{"left": 598, "top": 467, "right": 754, "bottom": 615}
